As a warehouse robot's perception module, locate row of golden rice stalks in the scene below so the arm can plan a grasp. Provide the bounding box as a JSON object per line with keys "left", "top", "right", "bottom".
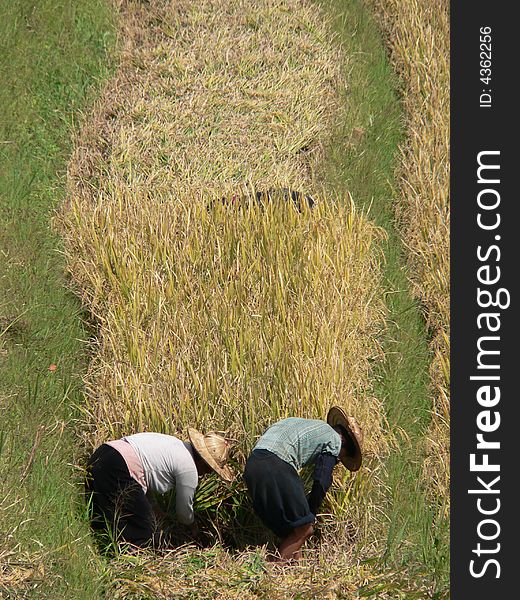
{"left": 59, "top": 0, "right": 393, "bottom": 594}
{"left": 67, "top": 195, "right": 387, "bottom": 459}
{"left": 367, "top": 0, "right": 450, "bottom": 505}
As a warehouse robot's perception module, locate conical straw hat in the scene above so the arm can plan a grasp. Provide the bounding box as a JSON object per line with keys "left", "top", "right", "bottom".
{"left": 327, "top": 406, "right": 363, "bottom": 471}
{"left": 188, "top": 428, "right": 234, "bottom": 482}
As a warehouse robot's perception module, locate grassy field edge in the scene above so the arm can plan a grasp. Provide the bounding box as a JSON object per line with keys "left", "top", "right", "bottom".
{"left": 0, "top": 1, "right": 114, "bottom": 597}
{"left": 322, "top": 0, "right": 449, "bottom": 595}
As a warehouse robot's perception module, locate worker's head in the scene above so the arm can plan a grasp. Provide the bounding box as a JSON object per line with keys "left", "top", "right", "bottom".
{"left": 333, "top": 425, "right": 357, "bottom": 465}
{"left": 192, "top": 448, "right": 214, "bottom": 476}
{"left": 187, "top": 428, "right": 234, "bottom": 482}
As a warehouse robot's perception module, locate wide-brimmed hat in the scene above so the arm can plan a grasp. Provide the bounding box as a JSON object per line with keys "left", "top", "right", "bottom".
{"left": 327, "top": 406, "right": 363, "bottom": 471}
{"left": 188, "top": 428, "right": 234, "bottom": 482}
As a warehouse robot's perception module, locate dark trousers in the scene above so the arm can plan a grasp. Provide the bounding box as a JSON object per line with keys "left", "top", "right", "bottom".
{"left": 85, "top": 444, "right": 157, "bottom": 547}
{"left": 244, "top": 449, "right": 314, "bottom": 538}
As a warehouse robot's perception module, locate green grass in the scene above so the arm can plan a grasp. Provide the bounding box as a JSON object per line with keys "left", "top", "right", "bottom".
{"left": 321, "top": 0, "right": 449, "bottom": 595}
{"left": 0, "top": 1, "right": 114, "bottom": 597}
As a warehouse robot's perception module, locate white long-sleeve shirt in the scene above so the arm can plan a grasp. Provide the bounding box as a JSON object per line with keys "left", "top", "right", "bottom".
{"left": 123, "top": 432, "right": 198, "bottom": 525}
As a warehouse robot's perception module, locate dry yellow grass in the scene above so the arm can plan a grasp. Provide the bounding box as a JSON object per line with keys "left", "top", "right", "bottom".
{"left": 367, "top": 0, "right": 450, "bottom": 503}
{"left": 106, "top": 541, "right": 433, "bottom": 599}
{"left": 68, "top": 0, "right": 341, "bottom": 203}
{"left": 57, "top": 0, "right": 393, "bottom": 594}
{"left": 0, "top": 547, "right": 47, "bottom": 598}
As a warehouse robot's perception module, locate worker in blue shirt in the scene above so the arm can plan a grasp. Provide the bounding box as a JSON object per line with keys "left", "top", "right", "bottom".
{"left": 244, "top": 406, "right": 363, "bottom": 562}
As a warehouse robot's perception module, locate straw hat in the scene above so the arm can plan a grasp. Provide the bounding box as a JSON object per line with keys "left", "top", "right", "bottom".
{"left": 327, "top": 406, "right": 363, "bottom": 471}
{"left": 187, "top": 428, "right": 234, "bottom": 482}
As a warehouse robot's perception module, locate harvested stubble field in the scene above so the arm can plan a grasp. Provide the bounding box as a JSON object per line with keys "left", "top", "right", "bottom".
{"left": 368, "top": 0, "right": 450, "bottom": 506}
{"left": 57, "top": 0, "right": 402, "bottom": 595}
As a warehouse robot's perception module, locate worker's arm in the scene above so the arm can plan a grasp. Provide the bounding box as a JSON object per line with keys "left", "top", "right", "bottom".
{"left": 307, "top": 452, "right": 337, "bottom": 516}
{"left": 174, "top": 470, "right": 198, "bottom": 526}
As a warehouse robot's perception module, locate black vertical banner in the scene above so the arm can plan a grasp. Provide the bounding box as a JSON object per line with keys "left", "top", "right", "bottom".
{"left": 451, "top": 2, "right": 516, "bottom": 597}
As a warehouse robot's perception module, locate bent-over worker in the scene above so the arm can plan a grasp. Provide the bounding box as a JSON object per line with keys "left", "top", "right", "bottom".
{"left": 85, "top": 429, "right": 233, "bottom": 548}
{"left": 244, "top": 406, "right": 362, "bottom": 561}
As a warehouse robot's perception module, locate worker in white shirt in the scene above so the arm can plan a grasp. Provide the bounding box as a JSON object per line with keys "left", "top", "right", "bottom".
{"left": 85, "top": 429, "right": 233, "bottom": 548}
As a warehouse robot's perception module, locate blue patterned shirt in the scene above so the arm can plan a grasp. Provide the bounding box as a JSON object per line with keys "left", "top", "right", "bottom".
{"left": 254, "top": 417, "right": 341, "bottom": 471}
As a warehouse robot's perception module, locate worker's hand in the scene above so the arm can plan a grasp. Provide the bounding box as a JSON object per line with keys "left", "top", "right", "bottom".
{"left": 152, "top": 506, "right": 167, "bottom": 524}
{"left": 187, "top": 520, "right": 200, "bottom": 540}
{"left": 147, "top": 492, "right": 168, "bottom": 524}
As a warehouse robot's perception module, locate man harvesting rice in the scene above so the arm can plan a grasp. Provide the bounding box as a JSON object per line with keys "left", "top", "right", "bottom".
{"left": 85, "top": 429, "right": 233, "bottom": 548}
{"left": 244, "top": 406, "right": 363, "bottom": 562}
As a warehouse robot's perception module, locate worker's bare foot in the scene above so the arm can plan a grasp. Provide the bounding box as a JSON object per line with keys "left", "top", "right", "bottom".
{"left": 267, "top": 552, "right": 286, "bottom": 564}
{"left": 266, "top": 552, "right": 298, "bottom": 566}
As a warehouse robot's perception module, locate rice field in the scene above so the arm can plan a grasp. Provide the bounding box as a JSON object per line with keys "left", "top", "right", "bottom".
{"left": 0, "top": 0, "right": 449, "bottom": 596}
{"left": 57, "top": 0, "right": 397, "bottom": 595}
